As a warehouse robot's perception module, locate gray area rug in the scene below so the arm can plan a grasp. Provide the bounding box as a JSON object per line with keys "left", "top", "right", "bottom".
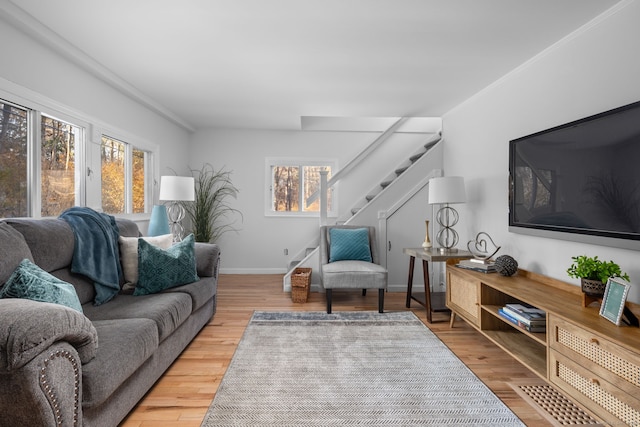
{"left": 201, "top": 311, "right": 525, "bottom": 426}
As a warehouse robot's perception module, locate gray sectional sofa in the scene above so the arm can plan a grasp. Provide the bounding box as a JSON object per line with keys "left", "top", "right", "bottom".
{"left": 0, "top": 216, "right": 220, "bottom": 427}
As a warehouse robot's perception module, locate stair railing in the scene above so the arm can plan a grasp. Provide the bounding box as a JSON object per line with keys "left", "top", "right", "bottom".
{"left": 305, "top": 117, "right": 408, "bottom": 219}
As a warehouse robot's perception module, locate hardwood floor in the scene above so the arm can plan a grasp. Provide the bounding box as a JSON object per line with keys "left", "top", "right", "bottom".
{"left": 120, "top": 274, "right": 553, "bottom": 426}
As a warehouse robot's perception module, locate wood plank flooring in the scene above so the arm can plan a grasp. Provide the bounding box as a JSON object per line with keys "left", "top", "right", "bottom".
{"left": 120, "top": 274, "right": 553, "bottom": 426}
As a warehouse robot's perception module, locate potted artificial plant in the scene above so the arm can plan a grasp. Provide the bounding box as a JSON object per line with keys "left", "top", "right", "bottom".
{"left": 181, "top": 164, "right": 242, "bottom": 243}
{"left": 566, "top": 255, "right": 630, "bottom": 296}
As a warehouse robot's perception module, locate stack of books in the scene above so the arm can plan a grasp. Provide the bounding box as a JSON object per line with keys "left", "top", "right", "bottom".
{"left": 457, "top": 258, "right": 496, "bottom": 273}
{"left": 498, "top": 303, "right": 547, "bottom": 333}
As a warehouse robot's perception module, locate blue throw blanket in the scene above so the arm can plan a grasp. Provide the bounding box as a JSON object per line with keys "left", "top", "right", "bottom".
{"left": 60, "top": 207, "right": 122, "bottom": 305}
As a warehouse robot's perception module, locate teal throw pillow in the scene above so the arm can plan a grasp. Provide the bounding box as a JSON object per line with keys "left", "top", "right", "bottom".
{"left": 134, "top": 234, "right": 199, "bottom": 296}
{"left": 0, "top": 259, "right": 83, "bottom": 312}
{"left": 329, "top": 228, "right": 372, "bottom": 263}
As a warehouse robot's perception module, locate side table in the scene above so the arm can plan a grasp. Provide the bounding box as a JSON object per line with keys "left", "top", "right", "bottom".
{"left": 403, "top": 248, "right": 473, "bottom": 323}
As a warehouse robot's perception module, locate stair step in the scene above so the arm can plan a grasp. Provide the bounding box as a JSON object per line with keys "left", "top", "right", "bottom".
{"left": 351, "top": 208, "right": 360, "bottom": 215}
{"left": 288, "top": 260, "right": 301, "bottom": 270}
{"left": 395, "top": 166, "right": 408, "bottom": 176}
{"left": 380, "top": 180, "right": 393, "bottom": 188}
{"left": 409, "top": 152, "right": 425, "bottom": 162}
{"left": 365, "top": 194, "right": 376, "bottom": 202}
{"left": 424, "top": 138, "right": 440, "bottom": 150}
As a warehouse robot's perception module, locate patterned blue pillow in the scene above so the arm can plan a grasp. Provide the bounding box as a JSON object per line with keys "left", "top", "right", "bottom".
{"left": 329, "top": 228, "right": 372, "bottom": 263}
{"left": 0, "top": 259, "right": 83, "bottom": 312}
{"left": 134, "top": 234, "right": 199, "bottom": 296}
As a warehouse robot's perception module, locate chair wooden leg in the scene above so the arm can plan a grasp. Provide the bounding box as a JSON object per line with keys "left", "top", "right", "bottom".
{"left": 362, "top": 289, "right": 367, "bottom": 296}
{"left": 326, "top": 289, "right": 332, "bottom": 314}
{"left": 378, "top": 288, "right": 384, "bottom": 313}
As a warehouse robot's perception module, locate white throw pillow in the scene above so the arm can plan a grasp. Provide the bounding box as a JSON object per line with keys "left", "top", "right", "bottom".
{"left": 119, "top": 234, "right": 173, "bottom": 287}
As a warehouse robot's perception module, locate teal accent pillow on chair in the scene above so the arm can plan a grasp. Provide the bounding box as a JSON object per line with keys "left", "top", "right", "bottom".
{"left": 134, "top": 234, "right": 199, "bottom": 296}
{"left": 329, "top": 227, "right": 372, "bottom": 262}
{"left": 0, "top": 259, "right": 83, "bottom": 312}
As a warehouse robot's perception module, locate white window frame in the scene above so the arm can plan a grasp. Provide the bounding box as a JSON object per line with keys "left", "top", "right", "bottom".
{"left": 265, "top": 157, "right": 338, "bottom": 217}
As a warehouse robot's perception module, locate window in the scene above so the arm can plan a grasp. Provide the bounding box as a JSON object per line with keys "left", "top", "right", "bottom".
{"left": 0, "top": 101, "right": 28, "bottom": 218}
{"left": 0, "top": 91, "right": 155, "bottom": 219}
{"left": 41, "top": 114, "right": 81, "bottom": 216}
{"left": 266, "top": 158, "right": 336, "bottom": 216}
{"left": 101, "top": 136, "right": 150, "bottom": 214}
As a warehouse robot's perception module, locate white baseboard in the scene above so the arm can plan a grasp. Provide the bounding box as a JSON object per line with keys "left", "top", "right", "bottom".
{"left": 219, "top": 267, "right": 288, "bottom": 275}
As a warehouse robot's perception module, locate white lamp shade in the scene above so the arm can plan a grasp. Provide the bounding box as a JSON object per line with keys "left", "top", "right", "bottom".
{"left": 159, "top": 176, "right": 195, "bottom": 201}
{"left": 428, "top": 176, "right": 466, "bottom": 204}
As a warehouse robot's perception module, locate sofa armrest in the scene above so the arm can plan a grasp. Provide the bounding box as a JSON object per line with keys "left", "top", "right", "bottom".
{"left": 194, "top": 242, "right": 221, "bottom": 280}
{"left": 0, "top": 341, "right": 84, "bottom": 427}
{"left": 0, "top": 299, "right": 98, "bottom": 371}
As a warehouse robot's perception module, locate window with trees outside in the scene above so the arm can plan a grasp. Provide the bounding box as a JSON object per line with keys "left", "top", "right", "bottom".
{"left": 0, "top": 101, "right": 28, "bottom": 218}
{"left": 266, "top": 158, "right": 336, "bottom": 216}
{"left": 101, "top": 136, "right": 148, "bottom": 214}
{"left": 41, "top": 114, "right": 81, "bottom": 217}
{"left": 0, "top": 94, "right": 154, "bottom": 219}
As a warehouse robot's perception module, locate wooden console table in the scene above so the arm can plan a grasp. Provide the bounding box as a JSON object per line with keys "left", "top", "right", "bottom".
{"left": 403, "top": 247, "right": 472, "bottom": 323}
{"left": 446, "top": 260, "right": 640, "bottom": 426}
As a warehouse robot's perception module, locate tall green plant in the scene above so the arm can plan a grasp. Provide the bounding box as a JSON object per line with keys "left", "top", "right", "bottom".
{"left": 181, "top": 164, "right": 241, "bottom": 243}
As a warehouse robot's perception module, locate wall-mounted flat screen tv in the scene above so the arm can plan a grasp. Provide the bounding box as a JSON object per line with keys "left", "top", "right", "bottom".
{"left": 509, "top": 100, "right": 640, "bottom": 250}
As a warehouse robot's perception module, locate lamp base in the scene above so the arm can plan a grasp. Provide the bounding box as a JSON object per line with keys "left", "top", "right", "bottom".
{"left": 166, "top": 201, "right": 186, "bottom": 242}
{"left": 437, "top": 247, "right": 459, "bottom": 254}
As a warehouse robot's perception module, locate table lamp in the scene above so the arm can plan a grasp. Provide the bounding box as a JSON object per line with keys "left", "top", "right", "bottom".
{"left": 159, "top": 175, "right": 195, "bottom": 242}
{"left": 428, "top": 176, "right": 466, "bottom": 252}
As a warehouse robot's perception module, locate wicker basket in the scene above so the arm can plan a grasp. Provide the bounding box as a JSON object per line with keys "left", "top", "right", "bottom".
{"left": 291, "top": 267, "right": 312, "bottom": 303}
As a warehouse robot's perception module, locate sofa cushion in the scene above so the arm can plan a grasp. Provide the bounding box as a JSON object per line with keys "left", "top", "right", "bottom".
{"left": 5, "top": 219, "right": 74, "bottom": 272}
{"left": 328, "top": 227, "right": 372, "bottom": 263}
{"left": 134, "top": 234, "right": 198, "bottom": 296}
{"left": 115, "top": 217, "right": 141, "bottom": 238}
{"left": 1, "top": 259, "right": 83, "bottom": 312}
{"left": 118, "top": 234, "right": 173, "bottom": 287}
{"left": 165, "top": 276, "right": 217, "bottom": 312}
{"left": 50, "top": 268, "right": 96, "bottom": 306}
{"left": 81, "top": 318, "right": 158, "bottom": 407}
{"left": 0, "top": 222, "right": 34, "bottom": 285}
{"left": 82, "top": 292, "right": 193, "bottom": 342}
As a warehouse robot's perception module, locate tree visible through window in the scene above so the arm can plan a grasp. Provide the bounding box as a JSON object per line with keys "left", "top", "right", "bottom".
{"left": 41, "top": 115, "right": 79, "bottom": 217}
{"left": 101, "top": 136, "right": 125, "bottom": 214}
{"left": 101, "top": 136, "right": 148, "bottom": 214}
{"left": 0, "top": 101, "right": 28, "bottom": 218}
{"left": 271, "top": 164, "right": 332, "bottom": 212}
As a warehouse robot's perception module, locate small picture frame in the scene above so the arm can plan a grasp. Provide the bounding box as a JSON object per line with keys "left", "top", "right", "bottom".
{"left": 599, "top": 278, "right": 631, "bottom": 326}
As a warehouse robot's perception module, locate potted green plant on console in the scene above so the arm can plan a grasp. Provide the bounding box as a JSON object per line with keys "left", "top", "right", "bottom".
{"left": 567, "top": 255, "right": 629, "bottom": 297}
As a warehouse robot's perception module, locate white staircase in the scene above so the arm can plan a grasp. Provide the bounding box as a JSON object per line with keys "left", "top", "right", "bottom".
{"left": 283, "top": 122, "right": 444, "bottom": 291}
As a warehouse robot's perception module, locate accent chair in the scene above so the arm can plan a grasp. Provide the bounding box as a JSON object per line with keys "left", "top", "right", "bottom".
{"left": 319, "top": 225, "right": 388, "bottom": 313}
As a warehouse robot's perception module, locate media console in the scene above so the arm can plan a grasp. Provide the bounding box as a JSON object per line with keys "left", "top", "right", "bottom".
{"left": 446, "top": 260, "right": 640, "bottom": 425}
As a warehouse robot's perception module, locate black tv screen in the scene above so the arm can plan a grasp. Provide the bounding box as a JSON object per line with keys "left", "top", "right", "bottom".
{"left": 509, "top": 100, "right": 640, "bottom": 250}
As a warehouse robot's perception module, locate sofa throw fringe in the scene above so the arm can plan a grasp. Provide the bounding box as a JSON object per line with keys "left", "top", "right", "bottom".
{"left": 60, "top": 207, "right": 122, "bottom": 305}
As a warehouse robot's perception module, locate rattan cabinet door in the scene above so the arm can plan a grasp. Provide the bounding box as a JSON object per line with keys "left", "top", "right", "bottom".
{"left": 447, "top": 269, "right": 480, "bottom": 327}
{"left": 549, "top": 315, "right": 640, "bottom": 425}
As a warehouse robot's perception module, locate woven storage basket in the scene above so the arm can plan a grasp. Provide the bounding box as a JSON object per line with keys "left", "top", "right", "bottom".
{"left": 291, "top": 267, "right": 312, "bottom": 303}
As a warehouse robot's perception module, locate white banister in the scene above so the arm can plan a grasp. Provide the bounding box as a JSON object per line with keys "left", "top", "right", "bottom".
{"left": 319, "top": 169, "right": 328, "bottom": 226}
{"left": 305, "top": 117, "right": 407, "bottom": 209}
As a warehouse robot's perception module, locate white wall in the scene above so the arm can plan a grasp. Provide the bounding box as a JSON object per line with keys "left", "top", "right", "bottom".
{"left": 188, "top": 128, "right": 430, "bottom": 273}
{"left": 442, "top": 1, "right": 640, "bottom": 303}
{"left": 0, "top": 18, "right": 191, "bottom": 190}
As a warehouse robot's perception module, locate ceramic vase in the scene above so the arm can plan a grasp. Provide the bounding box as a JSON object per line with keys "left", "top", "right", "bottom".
{"left": 422, "top": 220, "right": 432, "bottom": 248}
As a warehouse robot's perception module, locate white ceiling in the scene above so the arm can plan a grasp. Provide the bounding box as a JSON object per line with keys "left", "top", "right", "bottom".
{"left": 6, "top": 0, "right": 621, "bottom": 131}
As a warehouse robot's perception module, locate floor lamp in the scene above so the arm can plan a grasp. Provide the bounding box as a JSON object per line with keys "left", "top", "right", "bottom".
{"left": 159, "top": 176, "right": 195, "bottom": 242}
{"left": 428, "top": 176, "right": 466, "bottom": 253}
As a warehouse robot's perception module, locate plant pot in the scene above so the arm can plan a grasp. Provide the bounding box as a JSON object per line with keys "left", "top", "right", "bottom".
{"left": 581, "top": 278, "right": 606, "bottom": 297}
